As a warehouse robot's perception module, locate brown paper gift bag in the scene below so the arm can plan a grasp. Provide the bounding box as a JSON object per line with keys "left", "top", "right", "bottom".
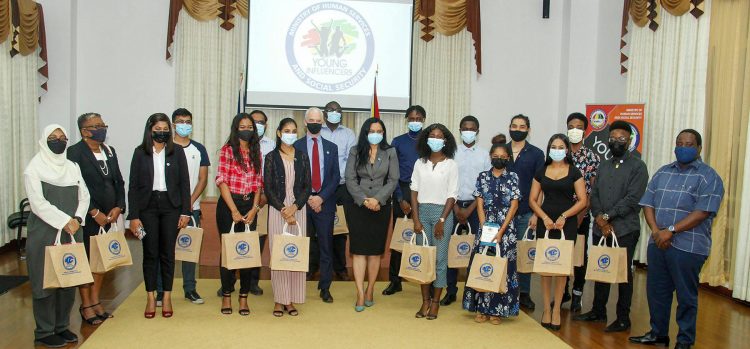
{"left": 389, "top": 216, "right": 416, "bottom": 252}
{"left": 90, "top": 224, "right": 133, "bottom": 273}
{"left": 333, "top": 205, "right": 349, "bottom": 235}
{"left": 43, "top": 230, "right": 94, "bottom": 289}
{"left": 175, "top": 217, "right": 203, "bottom": 263}
{"left": 586, "top": 234, "right": 628, "bottom": 284}
{"left": 573, "top": 234, "right": 586, "bottom": 267}
{"left": 221, "top": 222, "right": 262, "bottom": 270}
{"left": 466, "top": 244, "right": 509, "bottom": 293}
{"left": 533, "top": 230, "right": 574, "bottom": 276}
{"left": 255, "top": 206, "right": 269, "bottom": 236}
{"left": 448, "top": 222, "right": 475, "bottom": 268}
{"left": 398, "top": 232, "right": 436, "bottom": 284}
{"left": 270, "top": 223, "right": 310, "bottom": 272}
{"left": 517, "top": 227, "right": 537, "bottom": 274}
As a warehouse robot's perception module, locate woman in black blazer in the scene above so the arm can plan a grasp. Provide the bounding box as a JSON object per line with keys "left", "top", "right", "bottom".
{"left": 128, "top": 113, "right": 191, "bottom": 319}
{"left": 67, "top": 112, "right": 126, "bottom": 325}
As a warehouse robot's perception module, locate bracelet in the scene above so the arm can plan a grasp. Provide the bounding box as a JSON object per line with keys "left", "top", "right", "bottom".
{"left": 561, "top": 213, "right": 567, "bottom": 219}
{"left": 91, "top": 209, "right": 100, "bottom": 218}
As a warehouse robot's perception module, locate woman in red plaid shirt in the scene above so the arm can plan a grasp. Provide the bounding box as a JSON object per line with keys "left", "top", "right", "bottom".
{"left": 215, "top": 113, "right": 263, "bottom": 316}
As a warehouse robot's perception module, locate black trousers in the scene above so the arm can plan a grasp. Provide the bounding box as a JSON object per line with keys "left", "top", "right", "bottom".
{"left": 141, "top": 191, "right": 181, "bottom": 292}
{"left": 388, "top": 181, "right": 412, "bottom": 283}
{"left": 565, "top": 215, "right": 591, "bottom": 294}
{"left": 591, "top": 231, "right": 638, "bottom": 320}
{"left": 217, "top": 194, "right": 259, "bottom": 294}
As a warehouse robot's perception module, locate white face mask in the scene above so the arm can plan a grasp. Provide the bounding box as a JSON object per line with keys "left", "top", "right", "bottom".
{"left": 567, "top": 128, "right": 584, "bottom": 144}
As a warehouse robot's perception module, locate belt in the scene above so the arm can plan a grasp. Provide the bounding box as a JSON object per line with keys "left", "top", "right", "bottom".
{"left": 230, "top": 193, "right": 255, "bottom": 201}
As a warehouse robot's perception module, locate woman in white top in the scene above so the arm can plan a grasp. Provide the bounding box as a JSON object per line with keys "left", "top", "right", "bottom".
{"left": 410, "top": 123, "right": 459, "bottom": 320}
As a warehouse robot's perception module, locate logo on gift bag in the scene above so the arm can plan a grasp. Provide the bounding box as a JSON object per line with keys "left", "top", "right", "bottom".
{"left": 545, "top": 247, "right": 560, "bottom": 262}
{"left": 598, "top": 254, "right": 611, "bottom": 269}
{"left": 408, "top": 253, "right": 422, "bottom": 268}
{"left": 528, "top": 248, "right": 536, "bottom": 261}
{"left": 284, "top": 243, "right": 299, "bottom": 258}
{"left": 402, "top": 229, "right": 414, "bottom": 241}
{"left": 457, "top": 242, "right": 471, "bottom": 256}
{"left": 236, "top": 241, "right": 250, "bottom": 256}
{"left": 177, "top": 234, "right": 192, "bottom": 248}
{"left": 334, "top": 213, "right": 340, "bottom": 225}
{"left": 108, "top": 240, "right": 121, "bottom": 255}
{"left": 62, "top": 253, "right": 77, "bottom": 270}
{"left": 479, "top": 263, "right": 494, "bottom": 277}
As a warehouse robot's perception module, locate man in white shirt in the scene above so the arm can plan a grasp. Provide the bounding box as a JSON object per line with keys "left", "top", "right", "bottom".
{"left": 442, "top": 115, "right": 491, "bottom": 306}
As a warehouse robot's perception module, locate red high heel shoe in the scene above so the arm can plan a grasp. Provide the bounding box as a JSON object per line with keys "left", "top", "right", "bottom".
{"left": 162, "top": 302, "right": 173, "bottom": 318}
{"left": 144, "top": 311, "right": 155, "bottom": 319}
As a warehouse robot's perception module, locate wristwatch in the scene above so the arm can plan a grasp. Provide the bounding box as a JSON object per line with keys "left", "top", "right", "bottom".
{"left": 668, "top": 225, "right": 676, "bottom": 234}
{"left": 602, "top": 213, "right": 610, "bottom": 221}
{"left": 74, "top": 216, "right": 83, "bottom": 224}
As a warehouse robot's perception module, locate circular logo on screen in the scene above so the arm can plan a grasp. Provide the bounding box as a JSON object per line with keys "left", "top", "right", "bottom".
{"left": 590, "top": 110, "right": 608, "bottom": 131}
{"left": 108, "top": 240, "right": 122, "bottom": 255}
{"left": 236, "top": 241, "right": 250, "bottom": 256}
{"left": 457, "top": 242, "right": 471, "bottom": 256}
{"left": 284, "top": 243, "right": 299, "bottom": 258}
{"left": 409, "top": 253, "right": 422, "bottom": 268}
{"left": 545, "top": 247, "right": 560, "bottom": 262}
{"left": 598, "top": 255, "right": 611, "bottom": 269}
{"left": 479, "top": 263, "right": 494, "bottom": 277}
{"left": 528, "top": 248, "right": 536, "bottom": 261}
{"left": 286, "top": 2, "right": 375, "bottom": 92}
{"left": 62, "top": 253, "right": 77, "bottom": 271}
{"left": 628, "top": 123, "right": 640, "bottom": 153}
{"left": 177, "top": 234, "right": 192, "bottom": 248}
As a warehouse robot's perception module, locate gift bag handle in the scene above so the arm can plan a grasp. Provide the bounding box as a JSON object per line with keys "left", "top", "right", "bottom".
{"left": 282, "top": 222, "right": 304, "bottom": 237}
{"left": 522, "top": 226, "right": 535, "bottom": 241}
{"left": 228, "top": 222, "right": 251, "bottom": 234}
{"left": 98, "top": 222, "right": 121, "bottom": 235}
{"left": 543, "top": 229, "right": 565, "bottom": 240}
{"left": 54, "top": 229, "right": 77, "bottom": 246}
{"left": 409, "top": 230, "right": 429, "bottom": 246}
{"left": 597, "top": 233, "right": 620, "bottom": 248}
{"left": 452, "top": 222, "right": 472, "bottom": 236}
{"left": 189, "top": 216, "right": 197, "bottom": 228}
{"left": 480, "top": 243, "right": 504, "bottom": 258}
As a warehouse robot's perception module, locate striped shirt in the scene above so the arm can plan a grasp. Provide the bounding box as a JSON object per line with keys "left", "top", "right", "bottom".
{"left": 639, "top": 160, "right": 724, "bottom": 256}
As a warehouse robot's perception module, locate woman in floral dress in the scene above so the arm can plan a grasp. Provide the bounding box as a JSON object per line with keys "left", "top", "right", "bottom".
{"left": 463, "top": 144, "right": 520, "bottom": 324}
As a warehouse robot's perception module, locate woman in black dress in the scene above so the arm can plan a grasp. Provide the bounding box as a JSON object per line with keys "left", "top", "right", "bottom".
{"left": 529, "top": 134, "right": 587, "bottom": 331}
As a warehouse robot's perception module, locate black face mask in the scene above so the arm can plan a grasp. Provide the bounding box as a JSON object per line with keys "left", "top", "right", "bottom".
{"left": 609, "top": 141, "right": 628, "bottom": 157}
{"left": 152, "top": 131, "right": 170, "bottom": 144}
{"left": 238, "top": 130, "right": 256, "bottom": 142}
{"left": 509, "top": 130, "right": 528, "bottom": 142}
{"left": 89, "top": 128, "right": 107, "bottom": 143}
{"left": 47, "top": 139, "right": 67, "bottom": 154}
{"left": 307, "top": 123, "right": 322, "bottom": 135}
{"left": 492, "top": 158, "right": 508, "bottom": 170}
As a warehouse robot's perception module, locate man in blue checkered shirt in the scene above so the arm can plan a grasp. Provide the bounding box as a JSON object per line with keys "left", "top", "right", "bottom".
{"left": 630, "top": 129, "right": 724, "bottom": 349}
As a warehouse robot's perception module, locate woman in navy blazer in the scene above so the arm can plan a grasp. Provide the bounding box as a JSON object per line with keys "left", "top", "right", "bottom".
{"left": 128, "top": 113, "right": 191, "bottom": 319}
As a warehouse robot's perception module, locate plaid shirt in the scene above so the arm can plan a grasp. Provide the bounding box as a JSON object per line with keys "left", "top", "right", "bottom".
{"left": 215, "top": 144, "right": 263, "bottom": 194}
{"left": 639, "top": 160, "right": 724, "bottom": 256}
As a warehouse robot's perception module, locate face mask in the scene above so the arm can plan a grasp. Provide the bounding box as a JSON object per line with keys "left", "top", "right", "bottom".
{"left": 427, "top": 138, "right": 445, "bottom": 152}
{"left": 609, "top": 141, "right": 628, "bottom": 157}
{"left": 256, "top": 124, "right": 265, "bottom": 137}
{"left": 327, "top": 111, "right": 342, "bottom": 124}
{"left": 460, "top": 131, "right": 477, "bottom": 144}
{"left": 675, "top": 146, "right": 698, "bottom": 164}
{"left": 408, "top": 121, "right": 423, "bottom": 133}
{"left": 281, "top": 133, "right": 297, "bottom": 145}
{"left": 152, "top": 131, "right": 170, "bottom": 144}
{"left": 47, "top": 139, "right": 67, "bottom": 154}
{"left": 491, "top": 158, "right": 508, "bottom": 170}
{"left": 238, "top": 130, "right": 255, "bottom": 142}
{"left": 307, "top": 122, "right": 322, "bottom": 135}
{"left": 567, "top": 128, "right": 584, "bottom": 144}
{"left": 175, "top": 124, "right": 192, "bottom": 137}
{"left": 509, "top": 130, "right": 528, "bottom": 142}
{"left": 549, "top": 149, "right": 566, "bottom": 162}
{"left": 89, "top": 128, "right": 107, "bottom": 143}
{"left": 367, "top": 132, "right": 383, "bottom": 145}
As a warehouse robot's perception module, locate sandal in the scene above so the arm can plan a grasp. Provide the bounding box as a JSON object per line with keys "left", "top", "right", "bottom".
{"left": 273, "top": 304, "right": 284, "bottom": 317}
{"left": 489, "top": 316, "right": 502, "bottom": 325}
{"left": 220, "top": 293, "right": 232, "bottom": 315}
{"left": 285, "top": 305, "right": 298, "bottom": 316}
{"left": 92, "top": 302, "right": 113, "bottom": 320}
{"left": 426, "top": 301, "right": 440, "bottom": 320}
{"left": 238, "top": 294, "right": 250, "bottom": 316}
{"left": 474, "top": 314, "right": 488, "bottom": 323}
{"left": 79, "top": 305, "right": 103, "bottom": 325}
{"left": 415, "top": 298, "right": 431, "bottom": 318}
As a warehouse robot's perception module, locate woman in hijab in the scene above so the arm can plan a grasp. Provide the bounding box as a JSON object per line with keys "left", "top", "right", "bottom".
{"left": 24, "top": 124, "right": 90, "bottom": 348}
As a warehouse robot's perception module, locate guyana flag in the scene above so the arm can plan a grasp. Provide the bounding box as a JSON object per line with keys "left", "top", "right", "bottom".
{"left": 370, "top": 73, "right": 380, "bottom": 119}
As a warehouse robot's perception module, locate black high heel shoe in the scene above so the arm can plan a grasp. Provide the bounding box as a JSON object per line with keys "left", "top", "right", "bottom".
{"left": 415, "top": 299, "right": 431, "bottom": 318}
{"left": 238, "top": 294, "right": 250, "bottom": 316}
{"left": 79, "top": 305, "right": 103, "bottom": 325}
{"left": 221, "top": 293, "right": 232, "bottom": 315}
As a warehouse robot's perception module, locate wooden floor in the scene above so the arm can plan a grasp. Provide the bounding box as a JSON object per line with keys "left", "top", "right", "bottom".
{"left": 1, "top": 237, "right": 749, "bottom": 349}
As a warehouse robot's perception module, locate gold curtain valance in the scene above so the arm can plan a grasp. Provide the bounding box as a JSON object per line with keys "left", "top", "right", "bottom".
{"left": 629, "top": 0, "right": 704, "bottom": 30}
{"left": 0, "top": 0, "right": 48, "bottom": 93}
{"left": 166, "top": 0, "right": 248, "bottom": 60}
{"left": 414, "top": 0, "right": 482, "bottom": 74}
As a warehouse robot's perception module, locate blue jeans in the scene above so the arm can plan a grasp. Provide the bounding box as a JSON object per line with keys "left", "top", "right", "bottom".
{"left": 647, "top": 243, "right": 707, "bottom": 345}
{"left": 157, "top": 210, "right": 200, "bottom": 294}
{"left": 446, "top": 200, "right": 479, "bottom": 296}
{"left": 514, "top": 211, "right": 533, "bottom": 294}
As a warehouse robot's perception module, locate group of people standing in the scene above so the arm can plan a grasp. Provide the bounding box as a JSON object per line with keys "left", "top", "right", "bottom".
{"left": 23, "top": 103, "right": 723, "bottom": 349}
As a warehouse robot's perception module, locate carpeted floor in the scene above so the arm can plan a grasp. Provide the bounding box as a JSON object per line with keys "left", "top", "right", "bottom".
{"left": 82, "top": 279, "right": 570, "bottom": 349}
{"left": 0, "top": 275, "right": 28, "bottom": 295}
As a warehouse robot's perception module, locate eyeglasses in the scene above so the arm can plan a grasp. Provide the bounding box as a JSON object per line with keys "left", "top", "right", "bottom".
{"left": 83, "top": 125, "right": 108, "bottom": 130}
{"left": 609, "top": 136, "right": 629, "bottom": 143}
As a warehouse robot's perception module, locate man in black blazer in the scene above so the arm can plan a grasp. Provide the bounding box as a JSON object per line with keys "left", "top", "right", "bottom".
{"left": 294, "top": 107, "right": 340, "bottom": 303}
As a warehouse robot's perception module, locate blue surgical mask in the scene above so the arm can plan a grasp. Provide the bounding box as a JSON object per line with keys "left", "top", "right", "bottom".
{"left": 327, "top": 111, "right": 342, "bottom": 124}
{"left": 460, "top": 131, "right": 477, "bottom": 144}
{"left": 549, "top": 149, "right": 567, "bottom": 162}
{"left": 408, "top": 121, "right": 423, "bottom": 133}
{"left": 256, "top": 124, "right": 265, "bottom": 137}
{"left": 175, "top": 124, "right": 192, "bottom": 137}
{"left": 675, "top": 146, "right": 698, "bottom": 164}
{"left": 427, "top": 138, "right": 445, "bottom": 152}
{"left": 281, "top": 133, "right": 297, "bottom": 145}
{"left": 367, "top": 132, "right": 383, "bottom": 145}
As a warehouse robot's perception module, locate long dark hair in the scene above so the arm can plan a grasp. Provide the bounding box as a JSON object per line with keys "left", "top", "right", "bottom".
{"left": 224, "top": 113, "right": 261, "bottom": 172}
{"left": 355, "top": 118, "right": 390, "bottom": 169}
{"left": 275, "top": 117, "right": 298, "bottom": 149}
{"left": 416, "top": 123, "right": 457, "bottom": 161}
{"left": 141, "top": 113, "right": 174, "bottom": 155}
{"left": 544, "top": 133, "right": 574, "bottom": 166}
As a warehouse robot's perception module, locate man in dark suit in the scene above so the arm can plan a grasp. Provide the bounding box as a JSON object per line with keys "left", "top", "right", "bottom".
{"left": 294, "top": 107, "right": 340, "bottom": 303}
